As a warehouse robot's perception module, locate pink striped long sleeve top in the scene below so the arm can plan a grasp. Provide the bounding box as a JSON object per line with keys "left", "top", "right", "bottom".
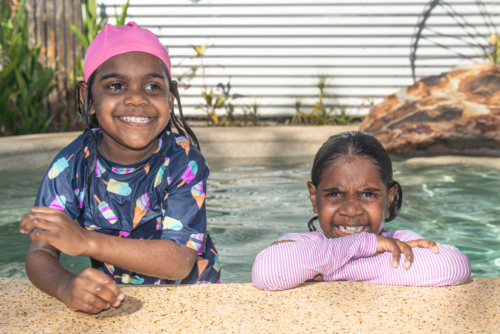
{"left": 252, "top": 230, "right": 471, "bottom": 291}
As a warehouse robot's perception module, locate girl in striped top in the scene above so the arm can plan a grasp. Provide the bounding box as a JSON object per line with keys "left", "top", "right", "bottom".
{"left": 252, "top": 131, "right": 471, "bottom": 291}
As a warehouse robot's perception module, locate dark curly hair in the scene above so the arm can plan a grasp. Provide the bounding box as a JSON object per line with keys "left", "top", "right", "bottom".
{"left": 307, "top": 131, "right": 403, "bottom": 232}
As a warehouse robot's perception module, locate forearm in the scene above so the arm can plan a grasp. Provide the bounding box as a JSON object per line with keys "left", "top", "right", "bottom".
{"left": 25, "top": 242, "right": 75, "bottom": 302}
{"left": 85, "top": 233, "right": 197, "bottom": 280}
{"left": 326, "top": 246, "right": 471, "bottom": 286}
{"left": 252, "top": 232, "right": 377, "bottom": 291}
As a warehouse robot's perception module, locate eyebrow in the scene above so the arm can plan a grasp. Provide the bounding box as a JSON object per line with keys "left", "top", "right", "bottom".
{"left": 360, "top": 187, "right": 382, "bottom": 192}
{"left": 99, "top": 73, "right": 129, "bottom": 82}
{"left": 322, "top": 187, "right": 343, "bottom": 192}
{"left": 321, "top": 186, "right": 382, "bottom": 192}
{"left": 99, "top": 72, "right": 166, "bottom": 82}
{"left": 143, "top": 72, "right": 166, "bottom": 80}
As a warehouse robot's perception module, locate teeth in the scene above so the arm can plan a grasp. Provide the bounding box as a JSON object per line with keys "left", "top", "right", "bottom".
{"left": 338, "top": 226, "right": 365, "bottom": 234}
{"left": 120, "top": 116, "right": 150, "bottom": 123}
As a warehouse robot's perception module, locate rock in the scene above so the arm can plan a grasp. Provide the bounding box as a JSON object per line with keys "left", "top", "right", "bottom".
{"left": 359, "top": 63, "right": 500, "bottom": 156}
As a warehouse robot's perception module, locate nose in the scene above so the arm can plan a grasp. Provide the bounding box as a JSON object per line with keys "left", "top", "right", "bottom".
{"left": 123, "top": 86, "right": 149, "bottom": 107}
{"left": 338, "top": 198, "right": 363, "bottom": 217}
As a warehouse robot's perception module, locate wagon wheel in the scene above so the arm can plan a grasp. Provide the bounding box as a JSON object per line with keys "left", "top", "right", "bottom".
{"left": 410, "top": 0, "right": 498, "bottom": 82}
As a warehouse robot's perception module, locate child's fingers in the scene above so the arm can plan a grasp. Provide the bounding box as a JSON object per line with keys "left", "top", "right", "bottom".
{"left": 30, "top": 206, "right": 63, "bottom": 214}
{"left": 406, "top": 239, "right": 441, "bottom": 254}
{"left": 19, "top": 208, "right": 62, "bottom": 233}
{"left": 74, "top": 288, "right": 111, "bottom": 312}
{"left": 80, "top": 269, "right": 124, "bottom": 306}
{"left": 397, "top": 241, "right": 414, "bottom": 270}
{"left": 22, "top": 217, "right": 53, "bottom": 234}
{"left": 387, "top": 240, "right": 402, "bottom": 268}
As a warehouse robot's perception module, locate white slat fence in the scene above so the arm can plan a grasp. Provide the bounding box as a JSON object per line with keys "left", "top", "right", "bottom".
{"left": 98, "top": 0, "right": 500, "bottom": 117}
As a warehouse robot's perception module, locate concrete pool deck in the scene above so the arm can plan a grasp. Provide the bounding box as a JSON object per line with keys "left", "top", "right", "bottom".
{"left": 1, "top": 126, "right": 500, "bottom": 171}
{"left": 1, "top": 126, "right": 499, "bottom": 333}
{"left": 1, "top": 277, "right": 498, "bottom": 333}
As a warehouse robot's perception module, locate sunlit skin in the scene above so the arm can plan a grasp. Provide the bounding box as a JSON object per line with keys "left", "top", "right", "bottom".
{"left": 307, "top": 156, "right": 398, "bottom": 239}
{"left": 82, "top": 51, "right": 174, "bottom": 164}
{"left": 274, "top": 155, "right": 441, "bottom": 281}
{"left": 19, "top": 52, "right": 197, "bottom": 314}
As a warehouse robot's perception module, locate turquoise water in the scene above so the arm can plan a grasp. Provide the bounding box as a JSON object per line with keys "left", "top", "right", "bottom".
{"left": 0, "top": 156, "right": 499, "bottom": 283}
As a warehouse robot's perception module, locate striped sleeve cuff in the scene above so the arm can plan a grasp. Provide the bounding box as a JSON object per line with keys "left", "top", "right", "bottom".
{"left": 360, "top": 232, "right": 377, "bottom": 258}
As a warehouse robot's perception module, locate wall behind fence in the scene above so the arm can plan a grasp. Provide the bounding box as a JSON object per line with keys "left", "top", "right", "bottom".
{"left": 96, "top": 0, "right": 499, "bottom": 117}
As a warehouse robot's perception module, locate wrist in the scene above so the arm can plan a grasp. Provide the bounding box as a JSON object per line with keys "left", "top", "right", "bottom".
{"left": 82, "top": 229, "right": 98, "bottom": 258}
{"left": 55, "top": 273, "right": 75, "bottom": 305}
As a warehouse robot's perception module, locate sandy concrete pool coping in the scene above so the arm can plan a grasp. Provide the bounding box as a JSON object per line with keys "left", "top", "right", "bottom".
{"left": 1, "top": 127, "right": 499, "bottom": 332}
{"left": 1, "top": 126, "right": 500, "bottom": 171}
{"left": 1, "top": 277, "right": 498, "bottom": 333}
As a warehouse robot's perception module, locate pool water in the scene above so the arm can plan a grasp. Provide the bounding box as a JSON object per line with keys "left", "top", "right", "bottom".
{"left": 0, "top": 156, "right": 499, "bottom": 283}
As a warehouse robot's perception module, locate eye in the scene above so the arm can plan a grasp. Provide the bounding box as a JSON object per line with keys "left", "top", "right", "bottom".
{"left": 145, "top": 83, "right": 162, "bottom": 91}
{"left": 362, "top": 192, "right": 376, "bottom": 198}
{"left": 107, "top": 83, "right": 124, "bottom": 91}
{"left": 327, "top": 192, "right": 341, "bottom": 198}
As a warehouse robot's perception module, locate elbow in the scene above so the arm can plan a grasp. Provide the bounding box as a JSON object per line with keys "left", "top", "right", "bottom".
{"left": 453, "top": 252, "right": 472, "bottom": 285}
{"left": 158, "top": 244, "right": 198, "bottom": 281}
{"left": 251, "top": 247, "right": 290, "bottom": 291}
{"left": 439, "top": 247, "right": 472, "bottom": 286}
{"left": 163, "top": 263, "right": 194, "bottom": 281}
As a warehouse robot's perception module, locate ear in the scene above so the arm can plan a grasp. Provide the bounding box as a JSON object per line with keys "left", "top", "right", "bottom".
{"left": 78, "top": 83, "right": 87, "bottom": 105}
{"left": 169, "top": 91, "right": 175, "bottom": 111}
{"left": 307, "top": 181, "right": 318, "bottom": 214}
{"left": 385, "top": 183, "right": 399, "bottom": 217}
{"left": 78, "top": 82, "right": 96, "bottom": 115}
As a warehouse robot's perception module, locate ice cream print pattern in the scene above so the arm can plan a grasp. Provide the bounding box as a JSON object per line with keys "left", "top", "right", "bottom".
{"left": 94, "top": 195, "right": 118, "bottom": 224}
{"left": 49, "top": 195, "right": 66, "bottom": 210}
{"left": 133, "top": 194, "right": 150, "bottom": 228}
{"left": 191, "top": 181, "right": 206, "bottom": 209}
{"left": 175, "top": 136, "right": 190, "bottom": 155}
{"left": 74, "top": 189, "right": 85, "bottom": 209}
{"left": 48, "top": 154, "right": 73, "bottom": 179}
{"left": 178, "top": 161, "right": 198, "bottom": 187}
{"left": 34, "top": 130, "right": 220, "bottom": 285}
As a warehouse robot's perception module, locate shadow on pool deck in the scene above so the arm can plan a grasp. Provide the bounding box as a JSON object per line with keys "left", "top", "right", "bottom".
{"left": 1, "top": 278, "right": 498, "bottom": 333}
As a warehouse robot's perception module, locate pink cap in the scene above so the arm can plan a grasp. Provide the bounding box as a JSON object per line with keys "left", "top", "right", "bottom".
{"left": 83, "top": 22, "right": 171, "bottom": 82}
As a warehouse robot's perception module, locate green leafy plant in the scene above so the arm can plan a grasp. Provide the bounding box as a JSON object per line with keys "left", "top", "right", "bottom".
{"left": 69, "top": 0, "right": 107, "bottom": 51}
{"left": 310, "top": 74, "right": 339, "bottom": 125}
{"left": 220, "top": 103, "right": 236, "bottom": 127}
{"left": 197, "top": 89, "right": 229, "bottom": 126}
{"left": 0, "top": 0, "right": 56, "bottom": 136}
{"left": 242, "top": 100, "right": 261, "bottom": 126}
{"left": 70, "top": 0, "right": 129, "bottom": 84}
{"left": 114, "top": 1, "right": 130, "bottom": 27}
{"left": 285, "top": 97, "right": 309, "bottom": 125}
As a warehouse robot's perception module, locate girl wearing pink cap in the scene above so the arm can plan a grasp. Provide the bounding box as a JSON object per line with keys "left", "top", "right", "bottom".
{"left": 19, "top": 22, "right": 220, "bottom": 314}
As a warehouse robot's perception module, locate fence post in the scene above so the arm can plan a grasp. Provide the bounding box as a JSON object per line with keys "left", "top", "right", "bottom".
{"left": 25, "top": 0, "right": 84, "bottom": 132}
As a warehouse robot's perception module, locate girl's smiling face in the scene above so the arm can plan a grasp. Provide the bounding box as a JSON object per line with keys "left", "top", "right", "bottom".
{"left": 308, "top": 155, "right": 399, "bottom": 239}
{"left": 86, "top": 51, "right": 173, "bottom": 164}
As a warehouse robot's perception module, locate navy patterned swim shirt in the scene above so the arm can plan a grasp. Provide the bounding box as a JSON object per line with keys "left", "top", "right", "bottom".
{"left": 35, "top": 129, "right": 220, "bottom": 285}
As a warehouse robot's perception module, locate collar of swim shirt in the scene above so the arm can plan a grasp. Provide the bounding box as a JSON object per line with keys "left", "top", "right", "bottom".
{"left": 92, "top": 129, "right": 172, "bottom": 176}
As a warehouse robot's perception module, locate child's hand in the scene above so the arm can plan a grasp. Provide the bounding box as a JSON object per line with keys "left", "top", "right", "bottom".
{"left": 375, "top": 235, "right": 435, "bottom": 270}
{"left": 19, "top": 207, "right": 90, "bottom": 257}
{"left": 406, "top": 239, "right": 441, "bottom": 254}
{"left": 61, "top": 268, "right": 124, "bottom": 314}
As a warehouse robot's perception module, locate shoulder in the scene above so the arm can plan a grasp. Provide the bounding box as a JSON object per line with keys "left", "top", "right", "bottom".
{"left": 275, "top": 231, "right": 327, "bottom": 242}
{"left": 46, "top": 132, "right": 94, "bottom": 177}
{"left": 164, "top": 132, "right": 207, "bottom": 169}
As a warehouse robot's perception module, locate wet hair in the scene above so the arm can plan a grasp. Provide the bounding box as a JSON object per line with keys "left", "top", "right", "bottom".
{"left": 307, "top": 131, "right": 403, "bottom": 232}
{"left": 75, "top": 63, "right": 200, "bottom": 215}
